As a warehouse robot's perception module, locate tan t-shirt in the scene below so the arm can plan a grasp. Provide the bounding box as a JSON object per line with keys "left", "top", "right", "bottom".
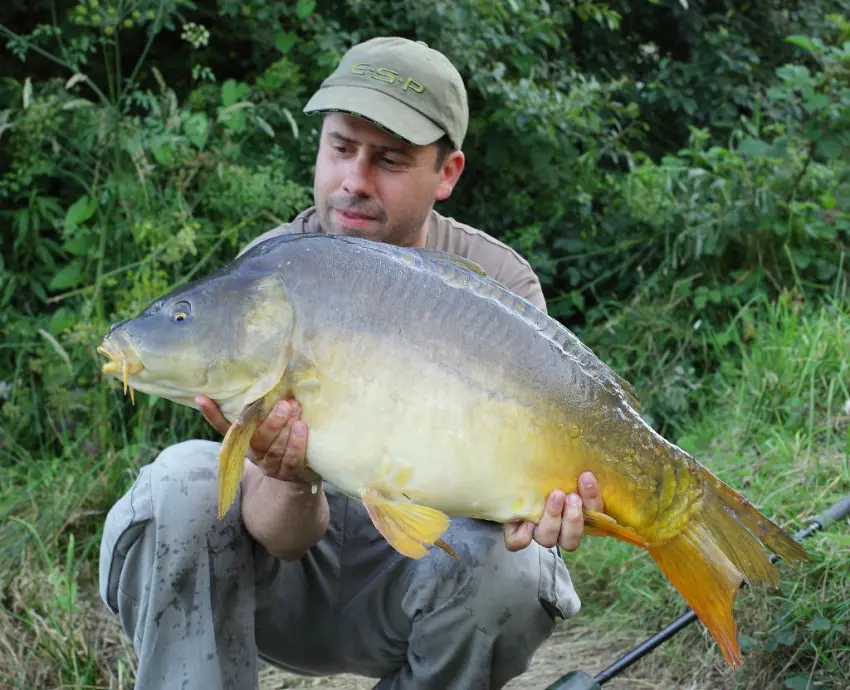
{"left": 240, "top": 207, "right": 547, "bottom": 312}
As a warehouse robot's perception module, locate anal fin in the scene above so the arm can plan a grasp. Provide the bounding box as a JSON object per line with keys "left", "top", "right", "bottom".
{"left": 583, "top": 509, "right": 649, "bottom": 549}
{"left": 361, "top": 489, "right": 457, "bottom": 560}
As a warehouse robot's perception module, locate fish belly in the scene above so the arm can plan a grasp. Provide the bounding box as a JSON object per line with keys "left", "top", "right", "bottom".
{"left": 292, "top": 330, "right": 588, "bottom": 523}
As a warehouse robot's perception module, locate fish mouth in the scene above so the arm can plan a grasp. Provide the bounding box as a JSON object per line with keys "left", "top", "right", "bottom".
{"left": 97, "top": 335, "right": 144, "bottom": 405}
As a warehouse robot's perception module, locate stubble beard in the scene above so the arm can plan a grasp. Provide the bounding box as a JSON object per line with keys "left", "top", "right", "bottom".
{"left": 317, "top": 194, "right": 431, "bottom": 247}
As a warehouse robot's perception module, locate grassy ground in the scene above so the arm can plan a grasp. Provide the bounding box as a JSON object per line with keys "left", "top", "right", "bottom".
{"left": 1, "top": 293, "right": 847, "bottom": 689}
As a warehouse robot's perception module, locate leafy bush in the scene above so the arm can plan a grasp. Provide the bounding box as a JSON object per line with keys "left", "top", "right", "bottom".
{"left": 1, "top": 2, "right": 849, "bottom": 686}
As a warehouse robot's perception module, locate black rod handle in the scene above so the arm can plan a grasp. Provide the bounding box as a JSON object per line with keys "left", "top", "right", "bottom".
{"left": 815, "top": 494, "right": 850, "bottom": 527}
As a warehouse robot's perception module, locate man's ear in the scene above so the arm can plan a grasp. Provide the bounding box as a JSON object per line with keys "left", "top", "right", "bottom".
{"left": 435, "top": 150, "right": 465, "bottom": 201}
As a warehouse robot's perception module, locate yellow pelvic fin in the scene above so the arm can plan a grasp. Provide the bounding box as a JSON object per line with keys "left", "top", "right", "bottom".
{"left": 583, "top": 509, "right": 649, "bottom": 548}
{"left": 217, "top": 396, "right": 270, "bottom": 520}
{"left": 360, "top": 489, "right": 456, "bottom": 560}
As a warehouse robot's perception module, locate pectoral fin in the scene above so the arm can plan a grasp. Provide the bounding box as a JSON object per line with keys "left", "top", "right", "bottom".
{"left": 361, "top": 489, "right": 458, "bottom": 560}
{"left": 583, "top": 509, "right": 649, "bottom": 549}
{"left": 217, "top": 396, "right": 267, "bottom": 519}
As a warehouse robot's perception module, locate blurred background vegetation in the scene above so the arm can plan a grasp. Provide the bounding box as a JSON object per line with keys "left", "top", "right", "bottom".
{"left": 0, "top": 1, "right": 848, "bottom": 689}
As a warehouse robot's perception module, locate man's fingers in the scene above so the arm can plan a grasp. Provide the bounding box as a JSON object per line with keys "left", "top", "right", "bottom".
{"left": 195, "top": 395, "right": 231, "bottom": 436}
{"left": 274, "top": 420, "right": 310, "bottom": 482}
{"left": 248, "top": 400, "right": 294, "bottom": 460}
{"left": 577, "top": 471, "right": 604, "bottom": 513}
{"left": 558, "top": 493, "right": 584, "bottom": 552}
{"left": 503, "top": 520, "right": 535, "bottom": 552}
{"left": 532, "top": 490, "right": 567, "bottom": 548}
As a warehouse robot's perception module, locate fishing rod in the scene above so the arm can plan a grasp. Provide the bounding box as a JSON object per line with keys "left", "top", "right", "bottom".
{"left": 544, "top": 494, "right": 850, "bottom": 690}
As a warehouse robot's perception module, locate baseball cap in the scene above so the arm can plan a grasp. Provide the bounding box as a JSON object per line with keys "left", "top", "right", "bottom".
{"left": 303, "top": 36, "right": 469, "bottom": 150}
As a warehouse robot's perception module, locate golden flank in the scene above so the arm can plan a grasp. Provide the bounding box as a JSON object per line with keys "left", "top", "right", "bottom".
{"left": 98, "top": 233, "right": 808, "bottom": 669}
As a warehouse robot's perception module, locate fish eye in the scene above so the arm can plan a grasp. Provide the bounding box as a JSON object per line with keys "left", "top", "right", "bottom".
{"left": 170, "top": 301, "right": 192, "bottom": 322}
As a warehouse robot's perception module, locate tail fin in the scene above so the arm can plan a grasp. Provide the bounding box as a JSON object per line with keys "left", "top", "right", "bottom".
{"left": 645, "top": 472, "right": 809, "bottom": 667}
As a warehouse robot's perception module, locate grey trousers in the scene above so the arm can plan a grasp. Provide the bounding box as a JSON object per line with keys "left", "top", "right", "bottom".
{"left": 99, "top": 440, "right": 582, "bottom": 690}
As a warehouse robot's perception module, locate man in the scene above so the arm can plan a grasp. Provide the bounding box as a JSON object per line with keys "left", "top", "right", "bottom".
{"left": 99, "top": 36, "right": 605, "bottom": 690}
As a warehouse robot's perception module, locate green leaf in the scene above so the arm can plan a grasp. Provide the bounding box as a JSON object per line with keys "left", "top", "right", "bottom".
{"left": 152, "top": 140, "right": 174, "bottom": 166}
{"left": 275, "top": 31, "right": 297, "bottom": 54}
{"left": 808, "top": 616, "right": 831, "bottom": 631}
{"left": 31, "top": 279, "right": 48, "bottom": 303}
{"left": 62, "top": 234, "right": 95, "bottom": 256}
{"left": 64, "top": 195, "right": 97, "bottom": 231}
{"left": 48, "top": 260, "right": 85, "bottom": 290}
{"left": 777, "top": 65, "right": 812, "bottom": 85}
{"left": 221, "top": 79, "right": 248, "bottom": 107}
{"left": 738, "top": 635, "right": 756, "bottom": 653}
{"left": 774, "top": 630, "right": 797, "bottom": 646}
{"left": 14, "top": 208, "right": 29, "bottom": 248}
{"left": 1, "top": 276, "right": 17, "bottom": 306}
{"left": 785, "top": 35, "right": 818, "bottom": 52}
{"left": 792, "top": 250, "right": 812, "bottom": 269}
{"left": 737, "top": 138, "right": 774, "bottom": 157}
{"left": 295, "top": 0, "right": 315, "bottom": 19}
{"left": 814, "top": 134, "right": 845, "bottom": 160}
{"left": 184, "top": 112, "right": 210, "bottom": 149}
{"left": 36, "top": 244, "right": 56, "bottom": 270}
{"left": 766, "top": 86, "right": 790, "bottom": 102}
{"left": 803, "top": 93, "right": 829, "bottom": 114}
{"left": 785, "top": 673, "right": 824, "bottom": 690}
{"left": 49, "top": 307, "right": 76, "bottom": 334}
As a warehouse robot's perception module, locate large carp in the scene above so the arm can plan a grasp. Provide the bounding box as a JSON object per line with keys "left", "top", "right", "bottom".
{"left": 98, "top": 233, "right": 807, "bottom": 668}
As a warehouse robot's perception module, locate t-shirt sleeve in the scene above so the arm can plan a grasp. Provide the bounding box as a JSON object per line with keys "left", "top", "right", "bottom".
{"left": 237, "top": 223, "right": 294, "bottom": 258}
{"left": 491, "top": 256, "right": 548, "bottom": 314}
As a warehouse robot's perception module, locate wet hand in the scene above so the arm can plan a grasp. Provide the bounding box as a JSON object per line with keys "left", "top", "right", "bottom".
{"left": 503, "top": 471, "right": 604, "bottom": 552}
{"left": 196, "top": 395, "right": 319, "bottom": 485}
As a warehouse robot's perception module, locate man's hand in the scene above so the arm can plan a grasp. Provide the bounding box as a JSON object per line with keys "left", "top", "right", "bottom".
{"left": 195, "top": 395, "right": 319, "bottom": 484}
{"left": 504, "top": 471, "right": 604, "bottom": 552}
{"left": 196, "top": 394, "right": 328, "bottom": 560}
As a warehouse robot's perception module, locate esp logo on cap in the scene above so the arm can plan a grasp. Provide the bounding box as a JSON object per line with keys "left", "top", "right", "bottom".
{"left": 351, "top": 63, "right": 425, "bottom": 93}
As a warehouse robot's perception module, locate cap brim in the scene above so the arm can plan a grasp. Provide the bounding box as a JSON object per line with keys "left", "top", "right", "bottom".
{"left": 303, "top": 85, "right": 445, "bottom": 146}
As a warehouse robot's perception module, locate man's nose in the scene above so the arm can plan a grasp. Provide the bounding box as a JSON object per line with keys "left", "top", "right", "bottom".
{"left": 342, "top": 156, "right": 375, "bottom": 197}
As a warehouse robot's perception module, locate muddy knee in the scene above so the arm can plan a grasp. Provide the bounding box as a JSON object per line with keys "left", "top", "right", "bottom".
{"left": 98, "top": 439, "right": 241, "bottom": 634}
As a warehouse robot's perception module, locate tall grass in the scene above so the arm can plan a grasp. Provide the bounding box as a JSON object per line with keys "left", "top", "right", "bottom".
{"left": 568, "top": 291, "right": 850, "bottom": 689}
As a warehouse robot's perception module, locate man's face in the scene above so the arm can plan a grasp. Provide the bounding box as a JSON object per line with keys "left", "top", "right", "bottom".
{"left": 313, "top": 113, "right": 464, "bottom": 247}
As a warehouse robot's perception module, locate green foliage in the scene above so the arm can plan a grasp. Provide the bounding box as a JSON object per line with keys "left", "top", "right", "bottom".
{"left": 0, "top": 1, "right": 849, "bottom": 687}
{"left": 569, "top": 26, "right": 850, "bottom": 431}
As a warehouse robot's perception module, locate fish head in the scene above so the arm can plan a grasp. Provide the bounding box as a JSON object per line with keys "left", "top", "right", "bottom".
{"left": 97, "top": 269, "right": 295, "bottom": 420}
